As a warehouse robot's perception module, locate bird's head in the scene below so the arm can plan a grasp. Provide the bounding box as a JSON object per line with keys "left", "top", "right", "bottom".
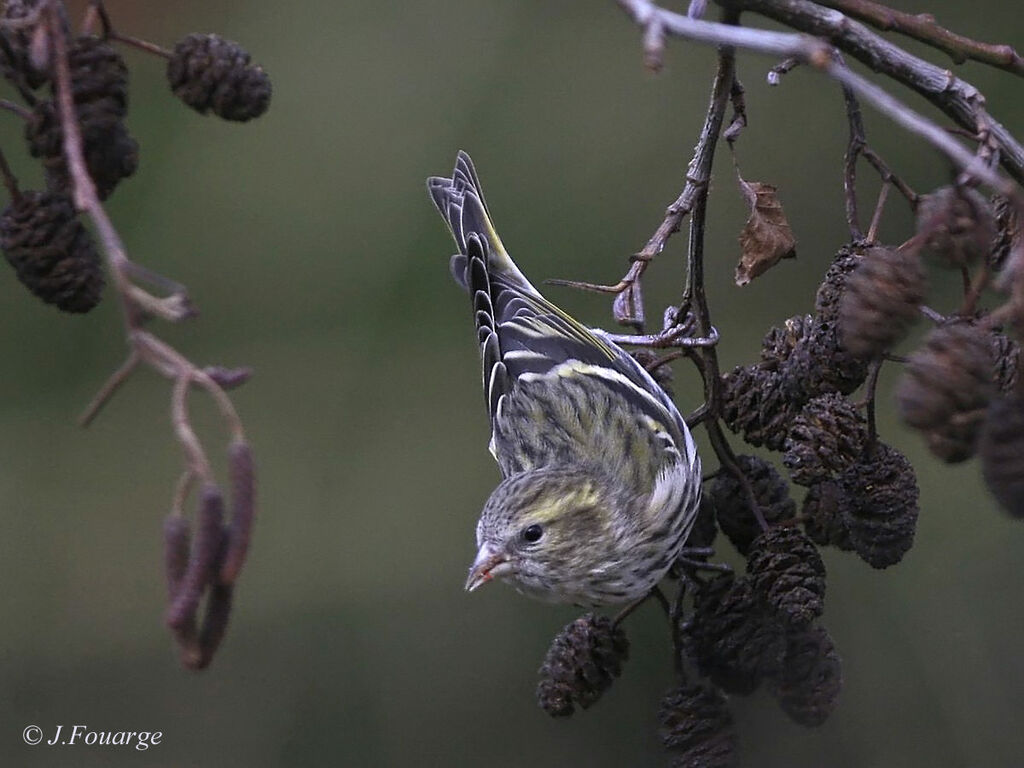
{"left": 465, "top": 466, "right": 635, "bottom": 604}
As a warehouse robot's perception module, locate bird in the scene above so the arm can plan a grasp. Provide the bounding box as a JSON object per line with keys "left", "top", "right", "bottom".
{"left": 427, "top": 151, "right": 701, "bottom": 607}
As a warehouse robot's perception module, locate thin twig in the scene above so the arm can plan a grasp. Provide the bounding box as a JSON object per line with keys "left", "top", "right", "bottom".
{"left": 108, "top": 31, "right": 172, "bottom": 59}
{"left": 171, "top": 375, "right": 213, "bottom": 483}
{"left": 0, "top": 98, "right": 32, "bottom": 120}
{"left": 0, "top": 146, "right": 21, "bottom": 202}
{"left": 863, "top": 358, "right": 882, "bottom": 445}
{"left": 841, "top": 80, "right": 865, "bottom": 240}
{"left": 687, "top": 34, "right": 770, "bottom": 533}
{"left": 766, "top": 56, "right": 801, "bottom": 85}
{"left": 861, "top": 146, "right": 919, "bottom": 205}
{"left": 83, "top": 1, "right": 171, "bottom": 57}
{"left": 78, "top": 351, "right": 139, "bottom": 426}
{"left": 920, "top": 304, "right": 947, "bottom": 324}
{"left": 866, "top": 182, "right": 890, "bottom": 243}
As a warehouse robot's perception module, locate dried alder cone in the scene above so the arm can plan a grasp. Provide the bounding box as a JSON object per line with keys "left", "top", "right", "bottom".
{"left": 770, "top": 625, "right": 843, "bottom": 728}
{"left": 916, "top": 186, "right": 996, "bottom": 268}
{"left": 979, "top": 394, "right": 1024, "bottom": 517}
{"left": 746, "top": 526, "right": 826, "bottom": 628}
{"left": 838, "top": 442, "right": 920, "bottom": 569}
{"left": 659, "top": 683, "right": 738, "bottom": 768}
{"left": 801, "top": 481, "right": 853, "bottom": 551}
{"left": 709, "top": 455, "right": 795, "bottom": 556}
{"left": 536, "top": 613, "right": 629, "bottom": 717}
{"left": 685, "top": 573, "right": 786, "bottom": 695}
{"left": 838, "top": 246, "right": 925, "bottom": 359}
{"left": 25, "top": 35, "right": 138, "bottom": 200}
{"left": 0, "top": 189, "right": 103, "bottom": 311}
{"left": 168, "top": 34, "right": 271, "bottom": 121}
{"left": 897, "top": 323, "right": 995, "bottom": 463}
{"left": 783, "top": 393, "right": 867, "bottom": 486}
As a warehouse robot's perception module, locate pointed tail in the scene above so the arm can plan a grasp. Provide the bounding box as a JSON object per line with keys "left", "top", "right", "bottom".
{"left": 427, "top": 151, "right": 538, "bottom": 294}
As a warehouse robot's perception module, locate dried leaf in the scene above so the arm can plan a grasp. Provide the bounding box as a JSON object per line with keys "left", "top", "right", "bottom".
{"left": 735, "top": 177, "right": 796, "bottom": 286}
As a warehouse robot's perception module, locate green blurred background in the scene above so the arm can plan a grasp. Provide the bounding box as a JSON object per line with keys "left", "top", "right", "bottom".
{"left": 1, "top": 1, "right": 1022, "bottom": 765}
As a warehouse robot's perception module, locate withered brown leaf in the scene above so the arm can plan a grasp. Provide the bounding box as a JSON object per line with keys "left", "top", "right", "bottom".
{"left": 735, "top": 177, "right": 796, "bottom": 286}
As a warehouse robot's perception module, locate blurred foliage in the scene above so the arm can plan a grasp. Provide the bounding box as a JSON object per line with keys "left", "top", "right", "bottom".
{"left": 0, "top": 0, "right": 1022, "bottom": 765}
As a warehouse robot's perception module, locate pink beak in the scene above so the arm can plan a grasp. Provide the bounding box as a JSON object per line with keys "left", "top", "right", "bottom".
{"left": 465, "top": 544, "right": 511, "bottom": 592}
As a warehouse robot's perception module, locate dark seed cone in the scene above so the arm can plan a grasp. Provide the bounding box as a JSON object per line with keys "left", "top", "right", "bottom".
{"left": 801, "top": 481, "right": 853, "bottom": 551}
{"left": 785, "top": 316, "right": 871, "bottom": 400}
{"left": 685, "top": 573, "right": 787, "bottom": 694}
{"left": 710, "top": 455, "right": 795, "bottom": 556}
{"left": 720, "top": 365, "right": 797, "bottom": 451}
{"left": 838, "top": 246, "right": 925, "bottom": 358}
{"left": 66, "top": 35, "right": 129, "bottom": 114}
{"left": 26, "top": 37, "right": 136, "bottom": 200}
{"left": 769, "top": 624, "right": 843, "bottom": 727}
{"left": 167, "top": 33, "right": 271, "bottom": 121}
{"left": 760, "top": 314, "right": 813, "bottom": 370}
{"left": 26, "top": 99, "right": 139, "bottom": 201}
{"left": 979, "top": 395, "right": 1024, "bottom": 517}
{"left": 777, "top": 244, "right": 872, "bottom": 399}
{"left": 536, "top": 613, "right": 629, "bottom": 717}
{"left": 747, "top": 526, "right": 825, "bottom": 627}
{"left": 685, "top": 493, "right": 718, "bottom": 550}
{"left": 838, "top": 442, "right": 919, "bottom": 568}
{"left": 814, "top": 245, "right": 864, "bottom": 322}
{"left": 991, "top": 330, "right": 1020, "bottom": 394}
{"left": 658, "top": 683, "right": 738, "bottom": 768}
{"left": 896, "top": 323, "right": 994, "bottom": 463}
{"left": 916, "top": 186, "right": 996, "bottom": 268}
{"left": 783, "top": 394, "right": 867, "bottom": 486}
{"left": 0, "top": 190, "right": 103, "bottom": 312}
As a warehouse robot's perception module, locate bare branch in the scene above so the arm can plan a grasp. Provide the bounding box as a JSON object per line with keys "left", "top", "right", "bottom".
{"left": 616, "top": 0, "right": 1022, "bottom": 202}
{"left": 817, "top": 0, "right": 1024, "bottom": 77}
{"left": 718, "top": 0, "right": 1024, "bottom": 185}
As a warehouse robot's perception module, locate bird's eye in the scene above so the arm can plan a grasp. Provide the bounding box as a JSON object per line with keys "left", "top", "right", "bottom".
{"left": 522, "top": 524, "right": 543, "bottom": 543}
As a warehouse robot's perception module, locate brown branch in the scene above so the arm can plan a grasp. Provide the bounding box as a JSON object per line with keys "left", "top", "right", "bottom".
{"left": 865, "top": 181, "right": 889, "bottom": 242}
{"left": 766, "top": 55, "right": 801, "bottom": 84}
{"left": 47, "top": 1, "right": 246, "bottom": 439}
{"left": 685, "top": 40, "right": 769, "bottom": 532}
{"left": 77, "top": 350, "right": 139, "bottom": 426}
{"left": 43, "top": 0, "right": 254, "bottom": 668}
{"left": 841, "top": 79, "right": 866, "bottom": 240}
{"left": 0, "top": 146, "right": 21, "bottom": 202}
{"left": 860, "top": 145, "right": 919, "bottom": 205}
{"left": 108, "top": 31, "right": 172, "bottom": 59}
{"left": 0, "top": 98, "right": 32, "bottom": 120}
{"left": 817, "top": 0, "right": 1024, "bottom": 77}
{"left": 616, "top": 0, "right": 1022, "bottom": 200}
{"left": 716, "top": 0, "right": 1024, "bottom": 185}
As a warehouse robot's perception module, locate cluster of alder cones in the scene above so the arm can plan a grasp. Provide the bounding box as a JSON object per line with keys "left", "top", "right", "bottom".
{"left": 0, "top": 0, "right": 269, "bottom": 670}
{"left": 534, "top": 183, "right": 1022, "bottom": 767}
{"left": 0, "top": 0, "right": 270, "bottom": 314}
